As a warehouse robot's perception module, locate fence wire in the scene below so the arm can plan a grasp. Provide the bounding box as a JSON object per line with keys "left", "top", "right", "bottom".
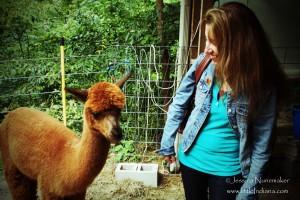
{"left": 1, "top": 45, "right": 299, "bottom": 161}
{"left": 0, "top": 45, "right": 183, "bottom": 159}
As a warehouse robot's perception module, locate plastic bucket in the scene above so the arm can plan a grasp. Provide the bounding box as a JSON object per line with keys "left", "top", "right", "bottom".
{"left": 293, "top": 105, "right": 300, "bottom": 140}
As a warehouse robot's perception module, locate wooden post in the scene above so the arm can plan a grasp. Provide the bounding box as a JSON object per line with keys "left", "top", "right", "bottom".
{"left": 177, "top": 0, "right": 191, "bottom": 86}
{"left": 60, "top": 38, "right": 67, "bottom": 126}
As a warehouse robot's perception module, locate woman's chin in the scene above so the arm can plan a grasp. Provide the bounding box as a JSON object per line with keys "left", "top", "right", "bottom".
{"left": 210, "top": 57, "right": 218, "bottom": 64}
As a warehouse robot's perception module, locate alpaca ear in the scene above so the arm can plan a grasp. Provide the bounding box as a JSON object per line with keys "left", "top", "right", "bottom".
{"left": 115, "top": 71, "right": 133, "bottom": 88}
{"left": 65, "top": 88, "right": 88, "bottom": 102}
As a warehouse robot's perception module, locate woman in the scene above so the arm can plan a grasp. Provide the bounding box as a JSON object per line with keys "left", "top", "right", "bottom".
{"left": 158, "top": 2, "right": 286, "bottom": 200}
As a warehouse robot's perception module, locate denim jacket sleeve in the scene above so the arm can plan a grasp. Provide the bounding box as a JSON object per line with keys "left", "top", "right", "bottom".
{"left": 237, "top": 90, "right": 277, "bottom": 200}
{"left": 157, "top": 54, "right": 205, "bottom": 156}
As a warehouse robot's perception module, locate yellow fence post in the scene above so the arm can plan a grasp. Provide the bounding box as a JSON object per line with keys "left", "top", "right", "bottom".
{"left": 60, "top": 37, "right": 67, "bottom": 126}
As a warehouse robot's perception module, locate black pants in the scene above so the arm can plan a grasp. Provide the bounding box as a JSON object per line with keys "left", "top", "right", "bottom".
{"left": 180, "top": 162, "right": 244, "bottom": 200}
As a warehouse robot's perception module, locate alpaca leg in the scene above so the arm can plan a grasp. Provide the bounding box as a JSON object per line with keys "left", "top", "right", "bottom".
{"left": 38, "top": 191, "right": 85, "bottom": 200}
{"left": 3, "top": 162, "right": 37, "bottom": 200}
{"left": 65, "top": 191, "right": 86, "bottom": 200}
{"left": 37, "top": 182, "right": 58, "bottom": 200}
{"left": 39, "top": 192, "right": 61, "bottom": 200}
{"left": 38, "top": 189, "right": 61, "bottom": 200}
{"left": 38, "top": 179, "right": 66, "bottom": 200}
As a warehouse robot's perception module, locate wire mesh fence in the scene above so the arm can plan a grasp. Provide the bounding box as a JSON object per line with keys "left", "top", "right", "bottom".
{"left": 1, "top": 45, "right": 299, "bottom": 160}
{"left": 0, "top": 45, "right": 181, "bottom": 158}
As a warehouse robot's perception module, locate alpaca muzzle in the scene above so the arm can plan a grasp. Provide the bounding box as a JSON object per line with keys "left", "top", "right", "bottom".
{"left": 111, "top": 127, "right": 123, "bottom": 144}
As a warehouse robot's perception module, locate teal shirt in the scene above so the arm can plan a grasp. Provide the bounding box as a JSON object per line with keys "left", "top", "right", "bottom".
{"left": 179, "top": 82, "right": 241, "bottom": 176}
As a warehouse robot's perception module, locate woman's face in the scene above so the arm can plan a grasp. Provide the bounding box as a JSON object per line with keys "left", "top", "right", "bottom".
{"left": 204, "top": 24, "right": 219, "bottom": 64}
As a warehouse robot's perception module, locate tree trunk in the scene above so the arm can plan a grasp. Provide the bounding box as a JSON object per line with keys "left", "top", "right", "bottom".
{"left": 156, "top": 0, "right": 164, "bottom": 45}
{"left": 156, "top": 0, "right": 171, "bottom": 113}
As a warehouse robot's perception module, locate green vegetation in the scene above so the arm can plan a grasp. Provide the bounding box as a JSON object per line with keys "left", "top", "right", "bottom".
{"left": 0, "top": 0, "right": 180, "bottom": 161}
{"left": 111, "top": 140, "right": 138, "bottom": 162}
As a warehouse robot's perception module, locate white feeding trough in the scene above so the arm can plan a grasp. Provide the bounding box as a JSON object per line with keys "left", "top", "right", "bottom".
{"left": 115, "top": 163, "right": 159, "bottom": 187}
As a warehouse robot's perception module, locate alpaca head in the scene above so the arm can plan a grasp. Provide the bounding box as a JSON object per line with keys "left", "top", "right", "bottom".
{"left": 66, "top": 73, "right": 131, "bottom": 144}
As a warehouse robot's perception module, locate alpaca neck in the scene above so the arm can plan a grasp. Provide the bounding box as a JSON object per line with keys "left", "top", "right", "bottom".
{"left": 70, "top": 115, "right": 110, "bottom": 188}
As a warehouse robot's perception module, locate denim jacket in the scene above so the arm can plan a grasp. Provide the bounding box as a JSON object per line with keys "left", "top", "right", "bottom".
{"left": 158, "top": 53, "right": 277, "bottom": 199}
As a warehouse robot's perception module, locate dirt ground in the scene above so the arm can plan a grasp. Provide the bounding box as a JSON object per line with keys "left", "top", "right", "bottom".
{"left": 1, "top": 111, "right": 299, "bottom": 200}
{"left": 0, "top": 154, "right": 185, "bottom": 200}
{"left": 1, "top": 154, "right": 300, "bottom": 200}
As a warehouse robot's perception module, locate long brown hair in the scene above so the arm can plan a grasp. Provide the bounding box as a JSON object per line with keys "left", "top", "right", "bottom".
{"left": 203, "top": 2, "right": 287, "bottom": 121}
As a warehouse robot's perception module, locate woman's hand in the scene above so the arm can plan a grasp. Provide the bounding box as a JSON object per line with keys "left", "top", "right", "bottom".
{"left": 163, "top": 155, "right": 179, "bottom": 173}
{"left": 163, "top": 155, "right": 176, "bottom": 164}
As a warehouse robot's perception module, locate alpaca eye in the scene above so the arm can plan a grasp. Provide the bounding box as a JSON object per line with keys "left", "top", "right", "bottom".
{"left": 113, "top": 109, "right": 121, "bottom": 115}
{"left": 106, "top": 109, "right": 121, "bottom": 116}
{"left": 91, "top": 111, "right": 102, "bottom": 118}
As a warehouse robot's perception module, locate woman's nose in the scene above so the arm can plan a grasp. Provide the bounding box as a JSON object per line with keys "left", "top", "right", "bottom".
{"left": 204, "top": 46, "right": 213, "bottom": 54}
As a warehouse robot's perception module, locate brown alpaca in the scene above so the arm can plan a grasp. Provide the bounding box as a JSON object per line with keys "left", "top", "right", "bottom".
{"left": 0, "top": 73, "right": 131, "bottom": 200}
